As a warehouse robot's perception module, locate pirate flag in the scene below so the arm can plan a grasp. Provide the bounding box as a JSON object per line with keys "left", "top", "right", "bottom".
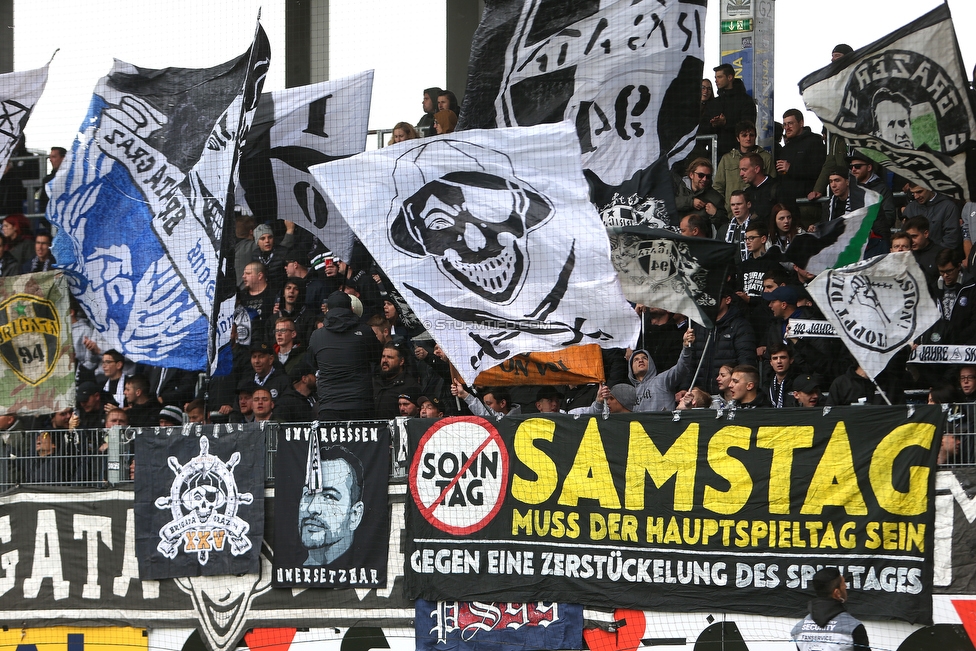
{"left": 609, "top": 227, "right": 735, "bottom": 328}
{"left": 309, "top": 122, "right": 640, "bottom": 385}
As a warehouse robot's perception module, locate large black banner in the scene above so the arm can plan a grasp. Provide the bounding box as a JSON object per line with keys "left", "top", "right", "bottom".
{"left": 404, "top": 408, "right": 943, "bottom": 624}
{"left": 273, "top": 422, "right": 390, "bottom": 587}
{"left": 135, "top": 423, "right": 265, "bottom": 579}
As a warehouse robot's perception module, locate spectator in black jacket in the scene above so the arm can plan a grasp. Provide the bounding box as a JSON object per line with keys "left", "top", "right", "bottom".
{"left": 373, "top": 342, "right": 422, "bottom": 419}
{"left": 689, "top": 291, "right": 757, "bottom": 394}
{"left": 777, "top": 109, "right": 827, "bottom": 219}
{"left": 308, "top": 291, "right": 383, "bottom": 420}
{"left": 923, "top": 248, "right": 976, "bottom": 345}
{"left": 701, "top": 65, "right": 757, "bottom": 156}
{"left": 905, "top": 216, "right": 944, "bottom": 293}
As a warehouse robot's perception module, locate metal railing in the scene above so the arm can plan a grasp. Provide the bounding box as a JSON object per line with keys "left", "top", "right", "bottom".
{"left": 2, "top": 405, "right": 974, "bottom": 490}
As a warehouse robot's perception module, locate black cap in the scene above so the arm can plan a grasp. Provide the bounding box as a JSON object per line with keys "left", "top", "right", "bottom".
{"left": 826, "top": 164, "right": 849, "bottom": 179}
{"left": 535, "top": 386, "right": 564, "bottom": 402}
{"left": 289, "top": 361, "right": 316, "bottom": 383}
{"left": 418, "top": 395, "right": 445, "bottom": 413}
{"left": 284, "top": 250, "right": 309, "bottom": 267}
{"left": 77, "top": 381, "right": 99, "bottom": 403}
{"left": 398, "top": 393, "right": 420, "bottom": 407}
{"left": 327, "top": 290, "right": 352, "bottom": 310}
{"left": 250, "top": 341, "right": 273, "bottom": 355}
{"left": 793, "top": 374, "right": 823, "bottom": 394}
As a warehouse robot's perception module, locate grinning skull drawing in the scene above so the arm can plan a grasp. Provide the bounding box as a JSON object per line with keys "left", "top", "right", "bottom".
{"left": 389, "top": 141, "right": 553, "bottom": 303}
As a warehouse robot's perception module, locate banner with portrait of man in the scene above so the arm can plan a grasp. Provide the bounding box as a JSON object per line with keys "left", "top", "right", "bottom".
{"left": 800, "top": 4, "right": 976, "bottom": 199}
{"left": 273, "top": 423, "right": 390, "bottom": 588}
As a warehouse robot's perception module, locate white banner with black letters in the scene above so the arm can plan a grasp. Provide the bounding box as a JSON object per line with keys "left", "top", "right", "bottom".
{"left": 908, "top": 345, "right": 976, "bottom": 364}
{"left": 310, "top": 123, "right": 640, "bottom": 385}
{"left": 458, "top": 0, "right": 706, "bottom": 227}
{"left": 807, "top": 252, "right": 940, "bottom": 379}
{"left": 239, "top": 71, "right": 373, "bottom": 262}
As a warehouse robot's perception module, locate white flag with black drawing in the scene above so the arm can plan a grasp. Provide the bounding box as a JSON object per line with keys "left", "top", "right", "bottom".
{"left": 807, "top": 252, "right": 940, "bottom": 379}
{"left": 310, "top": 122, "right": 640, "bottom": 384}
{"left": 458, "top": 0, "right": 706, "bottom": 227}
{"left": 0, "top": 63, "right": 50, "bottom": 171}
{"left": 238, "top": 71, "right": 373, "bottom": 262}
{"left": 799, "top": 5, "right": 976, "bottom": 199}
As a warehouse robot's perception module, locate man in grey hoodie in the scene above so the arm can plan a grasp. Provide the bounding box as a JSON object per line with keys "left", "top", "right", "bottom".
{"left": 630, "top": 329, "right": 696, "bottom": 411}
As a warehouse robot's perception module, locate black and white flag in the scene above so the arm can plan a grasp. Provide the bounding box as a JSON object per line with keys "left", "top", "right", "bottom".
{"left": 0, "top": 63, "right": 49, "bottom": 172}
{"left": 800, "top": 5, "right": 976, "bottom": 199}
{"left": 309, "top": 123, "right": 641, "bottom": 384}
{"left": 458, "top": 0, "right": 705, "bottom": 227}
{"left": 609, "top": 227, "right": 734, "bottom": 328}
{"left": 239, "top": 71, "right": 373, "bottom": 262}
{"left": 134, "top": 423, "right": 266, "bottom": 579}
{"left": 807, "top": 252, "right": 940, "bottom": 379}
{"left": 273, "top": 423, "right": 390, "bottom": 588}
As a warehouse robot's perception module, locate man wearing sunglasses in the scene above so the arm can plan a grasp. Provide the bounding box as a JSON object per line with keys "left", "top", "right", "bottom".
{"left": 674, "top": 158, "right": 727, "bottom": 236}
{"left": 847, "top": 151, "right": 895, "bottom": 256}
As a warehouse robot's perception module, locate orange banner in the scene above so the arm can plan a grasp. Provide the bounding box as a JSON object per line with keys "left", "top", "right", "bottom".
{"left": 468, "top": 344, "right": 605, "bottom": 386}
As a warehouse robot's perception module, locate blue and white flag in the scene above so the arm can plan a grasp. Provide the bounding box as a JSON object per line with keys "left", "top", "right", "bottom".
{"left": 416, "top": 600, "right": 583, "bottom": 651}
{"left": 0, "top": 63, "right": 50, "bottom": 172}
{"left": 239, "top": 71, "right": 373, "bottom": 263}
{"left": 48, "top": 27, "right": 271, "bottom": 371}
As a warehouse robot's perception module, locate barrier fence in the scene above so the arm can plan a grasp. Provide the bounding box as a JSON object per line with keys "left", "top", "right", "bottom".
{"left": 3, "top": 403, "right": 973, "bottom": 490}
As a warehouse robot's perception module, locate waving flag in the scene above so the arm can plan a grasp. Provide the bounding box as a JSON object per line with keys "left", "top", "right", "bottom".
{"left": 800, "top": 5, "right": 976, "bottom": 199}
{"left": 777, "top": 197, "right": 881, "bottom": 275}
{"left": 807, "top": 252, "right": 940, "bottom": 379}
{"left": 310, "top": 122, "right": 640, "bottom": 384}
{"left": 48, "top": 26, "right": 271, "bottom": 371}
{"left": 238, "top": 71, "right": 373, "bottom": 262}
{"left": 0, "top": 271, "right": 73, "bottom": 415}
{"left": 609, "top": 227, "right": 735, "bottom": 328}
{"left": 0, "top": 63, "right": 50, "bottom": 172}
{"left": 458, "top": 0, "right": 706, "bottom": 227}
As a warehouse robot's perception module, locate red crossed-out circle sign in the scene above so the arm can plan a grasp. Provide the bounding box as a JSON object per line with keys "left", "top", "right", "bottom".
{"left": 409, "top": 416, "right": 509, "bottom": 535}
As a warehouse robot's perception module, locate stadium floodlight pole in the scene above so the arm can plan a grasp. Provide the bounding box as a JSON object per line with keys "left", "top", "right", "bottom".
{"left": 686, "top": 328, "right": 713, "bottom": 394}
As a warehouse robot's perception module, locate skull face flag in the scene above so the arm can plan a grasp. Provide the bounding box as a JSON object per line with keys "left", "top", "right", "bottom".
{"left": 134, "top": 423, "right": 265, "bottom": 579}
{"left": 309, "top": 123, "right": 640, "bottom": 384}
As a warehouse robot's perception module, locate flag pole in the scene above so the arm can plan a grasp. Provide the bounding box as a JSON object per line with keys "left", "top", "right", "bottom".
{"left": 687, "top": 328, "right": 713, "bottom": 393}
{"left": 870, "top": 377, "right": 893, "bottom": 405}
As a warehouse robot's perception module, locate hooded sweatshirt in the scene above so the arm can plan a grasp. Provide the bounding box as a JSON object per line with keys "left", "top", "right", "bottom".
{"left": 308, "top": 307, "right": 382, "bottom": 411}
{"left": 629, "top": 346, "right": 695, "bottom": 412}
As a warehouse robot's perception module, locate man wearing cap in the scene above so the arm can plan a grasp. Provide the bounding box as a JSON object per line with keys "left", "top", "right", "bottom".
{"left": 373, "top": 343, "right": 422, "bottom": 419}
{"left": 246, "top": 341, "right": 292, "bottom": 401}
{"left": 72, "top": 382, "right": 106, "bottom": 430}
{"left": 159, "top": 405, "right": 184, "bottom": 426}
{"left": 419, "top": 396, "right": 446, "bottom": 419}
{"left": 309, "top": 291, "right": 383, "bottom": 421}
{"left": 284, "top": 252, "right": 328, "bottom": 312}
{"left": 397, "top": 394, "right": 421, "bottom": 418}
{"left": 791, "top": 566, "right": 869, "bottom": 651}
{"left": 788, "top": 374, "right": 823, "bottom": 407}
{"left": 689, "top": 291, "right": 757, "bottom": 394}
{"left": 251, "top": 221, "right": 295, "bottom": 291}
{"left": 763, "top": 285, "right": 844, "bottom": 382}
{"left": 534, "top": 387, "right": 564, "bottom": 414}
{"left": 821, "top": 165, "right": 863, "bottom": 222}
{"left": 274, "top": 362, "right": 317, "bottom": 423}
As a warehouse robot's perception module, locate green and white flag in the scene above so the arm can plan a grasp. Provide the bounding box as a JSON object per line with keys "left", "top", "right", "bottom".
{"left": 799, "top": 5, "right": 976, "bottom": 199}
{"left": 0, "top": 271, "right": 74, "bottom": 415}
{"left": 777, "top": 196, "right": 881, "bottom": 275}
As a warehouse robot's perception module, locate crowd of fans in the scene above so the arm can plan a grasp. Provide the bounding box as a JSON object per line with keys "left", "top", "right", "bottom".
{"left": 2, "top": 69, "right": 976, "bottom": 484}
